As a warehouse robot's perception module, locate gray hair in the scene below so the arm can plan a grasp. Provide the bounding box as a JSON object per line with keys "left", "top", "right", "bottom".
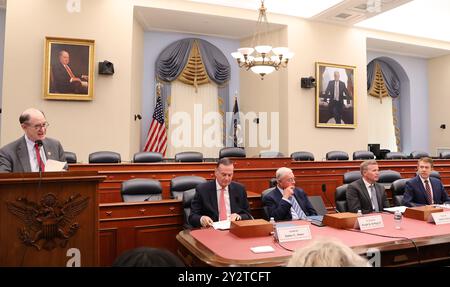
{"left": 360, "top": 160, "right": 378, "bottom": 174}
{"left": 276, "top": 167, "right": 293, "bottom": 181}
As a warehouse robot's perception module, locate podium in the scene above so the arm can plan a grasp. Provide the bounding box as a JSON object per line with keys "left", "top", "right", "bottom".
{"left": 0, "top": 171, "right": 105, "bottom": 266}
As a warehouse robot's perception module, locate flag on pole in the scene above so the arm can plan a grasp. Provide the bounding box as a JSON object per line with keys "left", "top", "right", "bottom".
{"left": 232, "top": 97, "right": 243, "bottom": 147}
{"left": 143, "top": 83, "right": 167, "bottom": 155}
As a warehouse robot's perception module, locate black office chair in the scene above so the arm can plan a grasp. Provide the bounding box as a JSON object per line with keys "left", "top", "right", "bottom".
{"left": 64, "top": 151, "right": 77, "bottom": 163}
{"left": 335, "top": 184, "right": 348, "bottom": 212}
{"left": 385, "top": 152, "right": 408, "bottom": 160}
{"left": 182, "top": 188, "right": 196, "bottom": 229}
{"left": 259, "top": 151, "right": 285, "bottom": 158}
{"left": 343, "top": 170, "right": 362, "bottom": 184}
{"left": 291, "top": 151, "right": 314, "bottom": 161}
{"left": 378, "top": 149, "right": 391, "bottom": 159}
{"left": 261, "top": 188, "right": 273, "bottom": 220}
{"left": 391, "top": 179, "right": 407, "bottom": 206}
{"left": 410, "top": 151, "right": 430, "bottom": 159}
{"left": 352, "top": 151, "right": 375, "bottom": 160}
{"left": 121, "top": 178, "right": 162, "bottom": 202}
{"left": 378, "top": 170, "right": 402, "bottom": 188}
{"left": 174, "top": 151, "right": 203, "bottom": 162}
{"left": 170, "top": 176, "right": 206, "bottom": 200}
{"left": 88, "top": 151, "right": 121, "bottom": 163}
{"left": 307, "top": 196, "right": 328, "bottom": 216}
{"left": 219, "top": 147, "right": 246, "bottom": 159}
{"left": 326, "top": 151, "right": 349, "bottom": 161}
{"left": 440, "top": 151, "right": 450, "bottom": 159}
{"left": 430, "top": 170, "right": 441, "bottom": 180}
{"left": 133, "top": 152, "right": 163, "bottom": 163}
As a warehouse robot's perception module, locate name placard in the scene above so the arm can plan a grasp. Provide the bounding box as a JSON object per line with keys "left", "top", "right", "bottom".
{"left": 356, "top": 215, "right": 384, "bottom": 231}
{"left": 276, "top": 224, "right": 312, "bottom": 243}
{"left": 430, "top": 211, "right": 450, "bottom": 225}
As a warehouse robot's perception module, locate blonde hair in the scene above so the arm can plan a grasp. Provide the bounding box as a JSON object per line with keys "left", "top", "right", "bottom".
{"left": 287, "top": 238, "right": 370, "bottom": 267}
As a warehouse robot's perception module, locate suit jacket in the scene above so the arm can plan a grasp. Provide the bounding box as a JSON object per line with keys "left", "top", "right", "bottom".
{"left": 262, "top": 187, "right": 317, "bottom": 221}
{"left": 0, "top": 136, "right": 66, "bottom": 173}
{"left": 50, "top": 63, "right": 84, "bottom": 94}
{"left": 188, "top": 181, "right": 251, "bottom": 228}
{"left": 346, "top": 179, "right": 389, "bottom": 214}
{"left": 324, "top": 80, "right": 351, "bottom": 103}
{"left": 402, "top": 175, "right": 449, "bottom": 207}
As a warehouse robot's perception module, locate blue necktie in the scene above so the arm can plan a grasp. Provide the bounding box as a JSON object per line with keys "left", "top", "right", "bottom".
{"left": 290, "top": 196, "right": 306, "bottom": 219}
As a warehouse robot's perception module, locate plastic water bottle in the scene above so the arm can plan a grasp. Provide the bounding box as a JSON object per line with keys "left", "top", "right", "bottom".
{"left": 269, "top": 217, "right": 277, "bottom": 241}
{"left": 394, "top": 210, "right": 402, "bottom": 229}
{"left": 356, "top": 210, "right": 363, "bottom": 217}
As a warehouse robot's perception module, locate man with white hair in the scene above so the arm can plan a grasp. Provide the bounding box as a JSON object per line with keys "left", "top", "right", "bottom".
{"left": 262, "top": 167, "right": 317, "bottom": 221}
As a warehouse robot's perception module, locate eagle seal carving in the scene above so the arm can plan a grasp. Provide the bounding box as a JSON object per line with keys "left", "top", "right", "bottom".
{"left": 6, "top": 193, "right": 89, "bottom": 251}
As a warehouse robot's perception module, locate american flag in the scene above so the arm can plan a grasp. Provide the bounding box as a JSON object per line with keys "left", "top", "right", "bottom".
{"left": 143, "top": 94, "right": 167, "bottom": 155}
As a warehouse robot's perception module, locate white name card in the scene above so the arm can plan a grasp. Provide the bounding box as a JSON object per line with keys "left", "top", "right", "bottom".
{"left": 276, "top": 224, "right": 312, "bottom": 243}
{"left": 356, "top": 215, "right": 384, "bottom": 231}
{"left": 430, "top": 211, "right": 450, "bottom": 225}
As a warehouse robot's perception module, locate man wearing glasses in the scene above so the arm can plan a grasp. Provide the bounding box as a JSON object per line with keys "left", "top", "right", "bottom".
{"left": 0, "top": 108, "right": 66, "bottom": 172}
{"left": 262, "top": 167, "right": 317, "bottom": 221}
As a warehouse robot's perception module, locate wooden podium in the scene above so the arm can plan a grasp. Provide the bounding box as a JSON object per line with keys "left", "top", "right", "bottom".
{"left": 0, "top": 171, "right": 105, "bottom": 266}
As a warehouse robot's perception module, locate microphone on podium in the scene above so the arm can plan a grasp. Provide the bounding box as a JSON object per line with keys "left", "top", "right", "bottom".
{"left": 322, "top": 184, "right": 339, "bottom": 213}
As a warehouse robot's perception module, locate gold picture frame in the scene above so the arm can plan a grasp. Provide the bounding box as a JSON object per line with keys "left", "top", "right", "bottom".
{"left": 43, "top": 37, "right": 95, "bottom": 101}
{"left": 316, "top": 62, "right": 356, "bottom": 128}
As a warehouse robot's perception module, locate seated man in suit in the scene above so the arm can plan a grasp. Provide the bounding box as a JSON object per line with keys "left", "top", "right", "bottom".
{"left": 262, "top": 167, "right": 317, "bottom": 221}
{"left": 402, "top": 157, "right": 450, "bottom": 207}
{"left": 347, "top": 160, "right": 389, "bottom": 214}
{"left": 0, "top": 108, "right": 66, "bottom": 172}
{"left": 189, "top": 157, "right": 251, "bottom": 228}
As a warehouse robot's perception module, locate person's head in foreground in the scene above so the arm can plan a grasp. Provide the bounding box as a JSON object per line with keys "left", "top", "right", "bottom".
{"left": 112, "top": 247, "right": 185, "bottom": 267}
{"left": 287, "top": 238, "right": 371, "bottom": 267}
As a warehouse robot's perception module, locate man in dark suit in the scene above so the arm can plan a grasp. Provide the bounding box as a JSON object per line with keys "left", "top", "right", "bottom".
{"left": 50, "top": 50, "right": 88, "bottom": 94}
{"left": 347, "top": 160, "right": 389, "bottom": 214}
{"left": 323, "top": 71, "right": 352, "bottom": 124}
{"left": 189, "top": 157, "right": 251, "bottom": 228}
{"left": 0, "top": 108, "right": 66, "bottom": 172}
{"left": 402, "top": 157, "right": 450, "bottom": 207}
{"left": 262, "top": 167, "right": 317, "bottom": 221}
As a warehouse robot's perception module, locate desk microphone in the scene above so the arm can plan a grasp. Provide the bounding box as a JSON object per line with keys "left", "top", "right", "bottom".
{"left": 235, "top": 196, "right": 254, "bottom": 220}
{"left": 322, "top": 184, "right": 339, "bottom": 213}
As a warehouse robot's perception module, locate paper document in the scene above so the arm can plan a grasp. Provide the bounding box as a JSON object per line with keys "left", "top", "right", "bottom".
{"left": 383, "top": 206, "right": 407, "bottom": 213}
{"left": 45, "top": 159, "right": 67, "bottom": 172}
{"left": 212, "top": 220, "right": 231, "bottom": 230}
{"left": 250, "top": 246, "right": 274, "bottom": 253}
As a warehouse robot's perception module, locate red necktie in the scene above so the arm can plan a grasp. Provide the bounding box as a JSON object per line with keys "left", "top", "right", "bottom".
{"left": 34, "top": 143, "right": 45, "bottom": 172}
{"left": 424, "top": 180, "right": 432, "bottom": 205}
{"left": 219, "top": 188, "right": 227, "bottom": 221}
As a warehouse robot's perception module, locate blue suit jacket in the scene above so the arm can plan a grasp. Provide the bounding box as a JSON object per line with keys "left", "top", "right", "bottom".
{"left": 402, "top": 175, "right": 449, "bottom": 207}
{"left": 262, "top": 186, "right": 317, "bottom": 221}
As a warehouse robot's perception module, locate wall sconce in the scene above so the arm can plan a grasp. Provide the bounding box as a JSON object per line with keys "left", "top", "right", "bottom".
{"left": 134, "top": 114, "right": 142, "bottom": 121}
{"left": 440, "top": 124, "right": 446, "bottom": 129}
{"left": 301, "top": 76, "right": 316, "bottom": 89}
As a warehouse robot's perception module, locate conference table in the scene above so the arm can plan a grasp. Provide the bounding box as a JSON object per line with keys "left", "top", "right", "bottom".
{"left": 176, "top": 213, "right": 450, "bottom": 267}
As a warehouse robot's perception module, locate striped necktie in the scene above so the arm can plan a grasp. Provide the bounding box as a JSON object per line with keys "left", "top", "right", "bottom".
{"left": 424, "top": 180, "right": 433, "bottom": 205}
{"left": 290, "top": 196, "right": 306, "bottom": 220}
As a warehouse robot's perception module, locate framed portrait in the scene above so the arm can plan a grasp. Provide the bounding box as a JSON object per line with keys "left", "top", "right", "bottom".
{"left": 43, "top": 37, "right": 95, "bottom": 101}
{"left": 316, "top": 62, "right": 356, "bottom": 128}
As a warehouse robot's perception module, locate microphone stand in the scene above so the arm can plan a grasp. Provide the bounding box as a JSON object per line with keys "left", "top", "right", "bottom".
{"left": 322, "top": 184, "right": 339, "bottom": 213}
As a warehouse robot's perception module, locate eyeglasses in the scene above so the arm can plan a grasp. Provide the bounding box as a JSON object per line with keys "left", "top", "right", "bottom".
{"left": 27, "top": 122, "right": 50, "bottom": 130}
{"left": 284, "top": 177, "right": 296, "bottom": 183}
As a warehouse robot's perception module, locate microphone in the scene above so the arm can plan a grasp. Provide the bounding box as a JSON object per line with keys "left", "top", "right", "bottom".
{"left": 235, "top": 196, "right": 254, "bottom": 220}
{"left": 322, "top": 184, "right": 339, "bottom": 213}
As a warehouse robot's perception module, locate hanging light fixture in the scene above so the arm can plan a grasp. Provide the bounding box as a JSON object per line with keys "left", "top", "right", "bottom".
{"left": 231, "top": 0, "right": 294, "bottom": 80}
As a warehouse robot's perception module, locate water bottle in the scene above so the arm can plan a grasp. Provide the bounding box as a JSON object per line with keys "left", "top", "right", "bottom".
{"left": 394, "top": 210, "right": 402, "bottom": 229}
{"left": 269, "top": 217, "right": 277, "bottom": 241}
{"left": 356, "top": 210, "right": 363, "bottom": 217}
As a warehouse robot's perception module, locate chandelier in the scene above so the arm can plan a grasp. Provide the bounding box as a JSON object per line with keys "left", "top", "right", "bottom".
{"left": 231, "top": 0, "right": 294, "bottom": 80}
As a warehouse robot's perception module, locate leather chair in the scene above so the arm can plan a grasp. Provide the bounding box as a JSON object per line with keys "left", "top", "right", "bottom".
{"left": 440, "top": 151, "right": 450, "bottom": 159}
{"left": 430, "top": 170, "right": 441, "bottom": 180}
{"left": 385, "top": 152, "right": 408, "bottom": 160}
{"left": 182, "top": 188, "right": 196, "bottom": 229}
{"left": 307, "top": 196, "right": 328, "bottom": 216}
{"left": 259, "top": 151, "right": 285, "bottom": 158}
{"left": 174, "top": 151, "right": 203, "bottom": 162}
{"left": 410, "top": 151, "right": 430, "bottom": 159}
{"left": 269, "top": 178, "right": 277, "bottom": 188}
{"left": 219, "top": 147, "right": 246, "bottom": 159}
{"left": 378, "top": 170, "right": 402, "bottom": 188}
{"left": 335, "top": 184, "right": 348, "bottom": 212}
{"left": 170, "top": 176, "right": 206, "bottom": 200}
{"left": 343, "top": 170, "right": 362, "bottom": 184}
{"left": 291, "top": 151, "right": 314, "bottom": 161}
{"left": 121, "top": 178, "right": 162, "bottom": 202}
{"left": 64, "top": 151, "right": 77, "bottom": 163}
{"left": 133, "top": 152, "right": 163, "bottom": 163}
{"left": 88, "top": 151, "right": 121, "bottom": 163}
{"left": 352, "top": 151, "right": 375, "bottom": 160}
{"left": 391, "top": 179, "right": 407, "bottom": 206}
{"left": 261, "top": 188, "right": 273, "bottom": 220}
{"left": 326, "top": 151, "right": 349, "bottom": 161}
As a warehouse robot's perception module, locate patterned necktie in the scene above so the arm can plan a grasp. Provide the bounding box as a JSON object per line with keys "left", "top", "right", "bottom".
{"left": 424, "top": 179, "right": 433, "bottom": 205}
{"left": 218, "top": 188, "right": 227, "bottom": 221}
{"left": 291, "top": 196, "right": 306, "bottom": 220}
{"left": 34, "top": 143, "right": 45, "bottom": 172}
{"left": 369, "top": 184, "right": 379, "bottom": 212}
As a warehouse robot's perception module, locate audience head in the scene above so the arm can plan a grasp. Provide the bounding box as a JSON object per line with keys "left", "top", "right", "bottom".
{"left": 417, "top": 157, "right": 433, "bottom": 180}
{"left": 58, "top": 50, "right": 70, "bottom": 65}
{"left": 215, "top": 157, "right": 234, "bottom": 189}
{"left": 360, "top": 160, "right": 379, "bottom": 184}
{"left": 276, "top": 167, "right": 295, "bottom": 189}
{"left": 19, "top": 108, "right": 48, "bottom": 142}
{"left": 112, "top": 247, "right": 185, "bottom": 267}
{"left": 287, "top": 238, "right": 370, "bottom": 267}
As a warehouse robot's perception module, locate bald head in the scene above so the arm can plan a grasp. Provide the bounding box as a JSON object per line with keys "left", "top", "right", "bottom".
{"left": 19, "top": 108, "right": 45, "bottom": 124}
{"left": 20, "top": 108, "right": 48, "bottom": 142}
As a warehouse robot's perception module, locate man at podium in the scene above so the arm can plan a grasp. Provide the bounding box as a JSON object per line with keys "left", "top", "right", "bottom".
{"left": 0, "top": 107, "right": 66, "bottom": 172}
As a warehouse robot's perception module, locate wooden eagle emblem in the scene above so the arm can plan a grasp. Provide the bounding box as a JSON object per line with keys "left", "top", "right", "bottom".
{"left": 6, "top": 193, "right": 89, "bottom": 251}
